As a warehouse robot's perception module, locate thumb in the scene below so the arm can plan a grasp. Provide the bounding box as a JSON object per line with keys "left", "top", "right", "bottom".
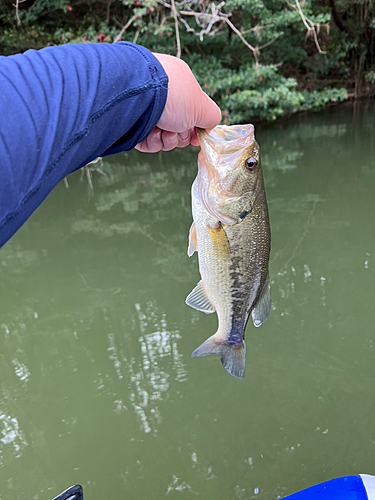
{"left": 193, "top": 90, "right": 222, "bottom": 130}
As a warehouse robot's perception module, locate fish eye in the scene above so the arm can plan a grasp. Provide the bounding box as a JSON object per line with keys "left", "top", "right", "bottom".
{"left": 246, "top": 157, "right": 257, "bottom": 171}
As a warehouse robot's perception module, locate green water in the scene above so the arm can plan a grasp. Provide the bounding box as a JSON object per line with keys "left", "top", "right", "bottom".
{"left": 0, "top": 102, "right": 374, "bottom": 500}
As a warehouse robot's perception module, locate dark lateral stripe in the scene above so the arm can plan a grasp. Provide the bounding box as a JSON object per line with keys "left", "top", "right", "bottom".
{"left": 228, "top": 253, "right": 247, "bottom": 344}
{"left": 227, "top": 325, "right": 245, "bottom": 346}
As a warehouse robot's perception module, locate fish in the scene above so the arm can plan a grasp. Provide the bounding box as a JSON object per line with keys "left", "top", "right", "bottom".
{"left": 186, "top": 124, "right": 271, "bottom": 380}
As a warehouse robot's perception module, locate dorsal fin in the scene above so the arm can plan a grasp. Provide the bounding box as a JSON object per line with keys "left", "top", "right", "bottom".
{"left": 185, "top": 280, "right": 215, "bottom": 314}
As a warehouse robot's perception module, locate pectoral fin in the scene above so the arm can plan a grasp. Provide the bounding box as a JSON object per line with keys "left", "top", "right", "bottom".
{"left": 185, "top": 280, "right": 215, "bottom": 314}
{"left": 187, "top": 222, "right": 198, "bottom": 257}
{"left": 252, "top": 274, "right": 271, "bottom": 327}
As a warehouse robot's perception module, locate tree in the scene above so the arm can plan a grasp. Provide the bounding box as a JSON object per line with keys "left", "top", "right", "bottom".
{"left": 1, "top": 0, "right": 374, "bottom": 121}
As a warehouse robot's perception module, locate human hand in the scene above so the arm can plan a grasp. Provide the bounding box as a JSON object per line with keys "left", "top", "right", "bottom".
{"left": 135, "top": 54, "right": 221, "bottom": 153}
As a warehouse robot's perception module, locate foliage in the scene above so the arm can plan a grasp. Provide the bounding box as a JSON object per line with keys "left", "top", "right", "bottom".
{"left": 0, "top": 0, "right": 374, "bottom": 122}
{"left": 365, "top": 70, "right": 375, "bottom": 96}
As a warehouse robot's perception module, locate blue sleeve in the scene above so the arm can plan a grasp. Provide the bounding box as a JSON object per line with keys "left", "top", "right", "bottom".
{"left": 0, "top": 42, "right": 168, "bottom": 248}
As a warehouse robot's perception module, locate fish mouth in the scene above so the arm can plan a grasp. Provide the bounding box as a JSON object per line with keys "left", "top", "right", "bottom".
{"left": 197, "top": 125, "right": 254, "bottom": 154}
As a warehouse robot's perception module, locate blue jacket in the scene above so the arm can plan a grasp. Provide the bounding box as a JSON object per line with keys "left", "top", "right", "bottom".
{"left": 0, "top": 42, "right": 168, "bottom": 248}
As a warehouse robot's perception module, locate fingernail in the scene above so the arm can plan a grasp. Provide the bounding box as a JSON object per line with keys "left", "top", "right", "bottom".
{"left": 179, "top": 131, "right": 190, "bottom": 141}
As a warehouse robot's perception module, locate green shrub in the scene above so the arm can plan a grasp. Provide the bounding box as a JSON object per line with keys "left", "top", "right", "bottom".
{"left": 1, "top": 0, "right": 373, "bottom": 121}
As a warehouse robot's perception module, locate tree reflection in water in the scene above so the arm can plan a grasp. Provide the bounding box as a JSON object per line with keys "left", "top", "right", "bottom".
{"left": 104, "top": 300, "right": 187, "bottom": 435}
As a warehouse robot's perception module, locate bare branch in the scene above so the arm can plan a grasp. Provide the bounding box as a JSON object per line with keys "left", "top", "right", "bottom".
{"left": 133, "top": 27, "right": 140, "bottom": 43}
{"left": 242, "top": 23, "right": 275, "bottom": 35}
{"left": 289, "top": 0, "right": 327, "bottom": 54}
{"left": 225, "top": 17, "right": 259, "bottom": 68}
{"left": 258, "top": 34, "right": 280, "bottom": 50}
{"left": 156, "top": 0, "right": 172, "bottom": 8}
{"left": 157, "top": 0, "right": 281, "bottom": 68}
{"left": 106, "top": 0, "right": 113, "bottom": 24}
{"left": 155, "top": 14, "right": 168, "bottom": 34}
{"left": 206, "top": 20, "right": 226, "bottom": 37}
{"left": 178, "top": 3, "right": 228, "bottom": 41}
{"left": 15, "top": 0, "right": 21, "bottom": 26}
{"left": 171, "top": 0, "right": 181, "bottom": 57}
{"left": 115, "top": 15, "right": 136, "bottom": 41}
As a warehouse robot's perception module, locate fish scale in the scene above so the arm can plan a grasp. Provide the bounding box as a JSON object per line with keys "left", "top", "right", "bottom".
{"left": 186, "top": 124, "right": 271, "bottom": 380}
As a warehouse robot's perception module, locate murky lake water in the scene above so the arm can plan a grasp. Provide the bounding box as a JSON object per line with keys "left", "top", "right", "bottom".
{"left": 0, "top": 102, "right": 374, "bottom": 500}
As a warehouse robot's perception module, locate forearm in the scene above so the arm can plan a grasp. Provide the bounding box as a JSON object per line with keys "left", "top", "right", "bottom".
{"left": 0, "top": 42, "right": 168, "bottom": 248}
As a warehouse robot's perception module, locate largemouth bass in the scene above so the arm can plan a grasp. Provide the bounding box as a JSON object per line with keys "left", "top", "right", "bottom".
{"left": 186, "top": 124, "right": 271, "bottom": 379}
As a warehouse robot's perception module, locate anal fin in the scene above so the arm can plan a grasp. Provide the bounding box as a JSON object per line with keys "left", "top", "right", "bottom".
{"left": 185, "top": 280, "right": 215, "bottom": 314}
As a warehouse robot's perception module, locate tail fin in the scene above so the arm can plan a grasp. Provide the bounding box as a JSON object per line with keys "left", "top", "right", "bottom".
{"left": 191, "top": 335, "right": 246, "bottom": 380}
